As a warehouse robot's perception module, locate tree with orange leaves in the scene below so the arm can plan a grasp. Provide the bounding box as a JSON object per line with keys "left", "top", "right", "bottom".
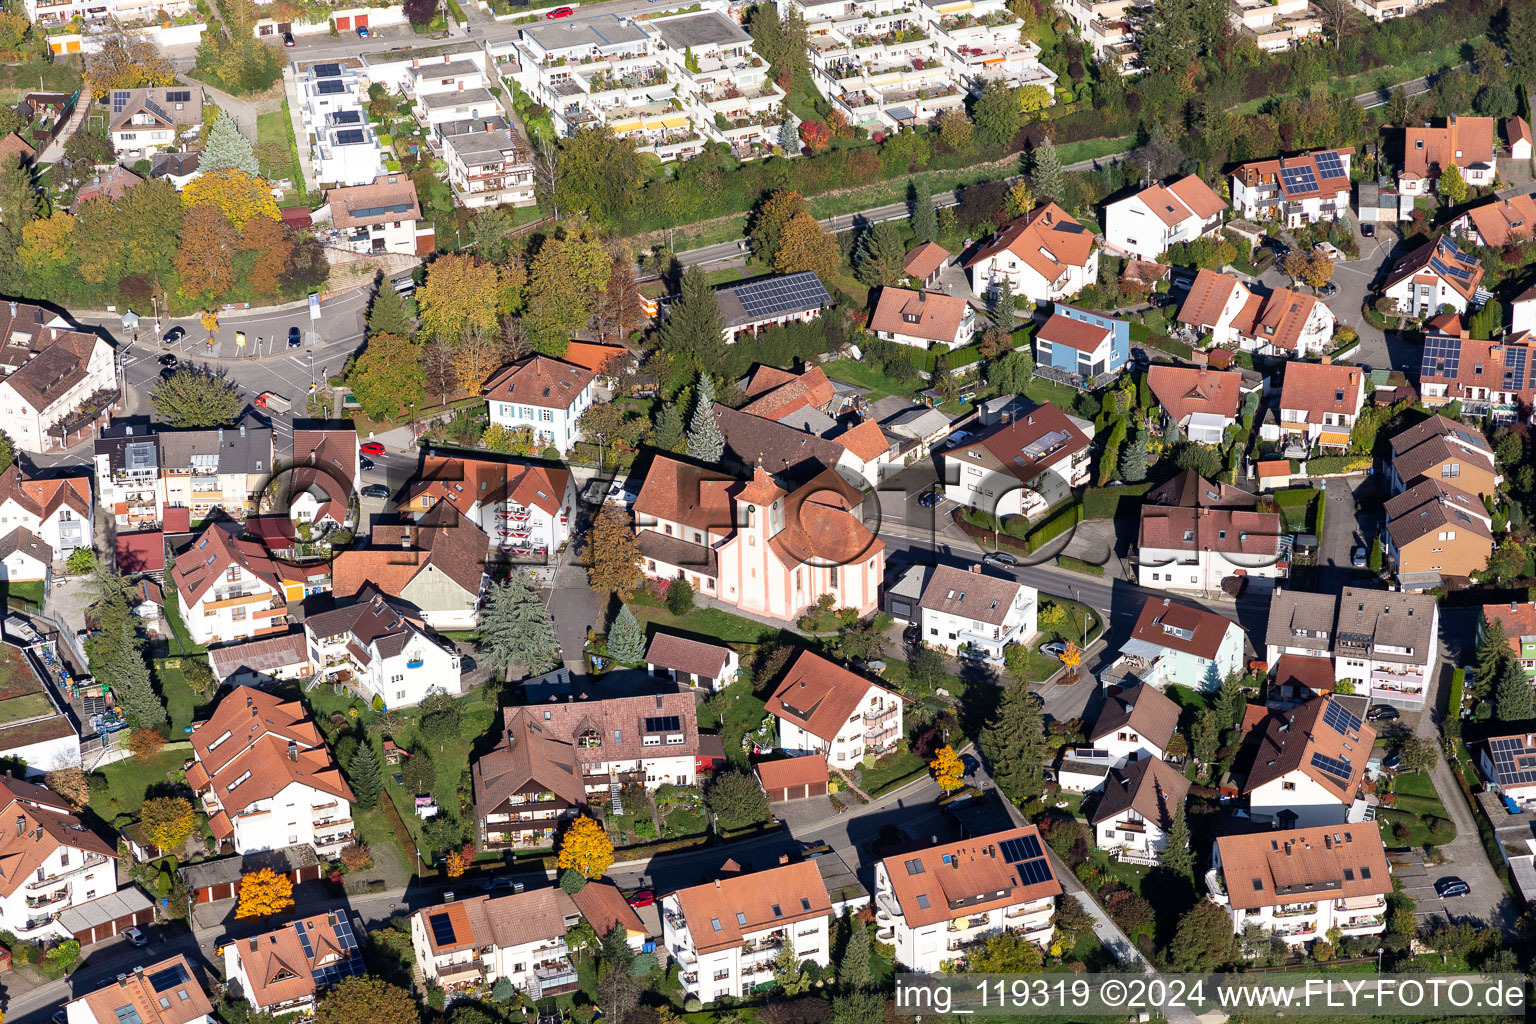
{"left": 175, "top": 205, "right": 239, "bottom": 300}
{"left": 182, "top": 168, "right": 280, "bottom": 230}
{"left": 240, "top": 216, "right": 293, "bottom": 297}
{"left": 445, "top": 850, "right": 466, "bottom": 878}
{"left": 236, "top": 868, "right": 295, "bottom": 918}
{"left": 557, "top": 815, "right": 613, "bottom": 879}
{"left": 929, "top": 745, "right": 965, "bottom": 792}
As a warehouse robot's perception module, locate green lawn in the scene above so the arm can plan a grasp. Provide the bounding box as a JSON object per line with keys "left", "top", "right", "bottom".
{"left": 0, "top": 691, "right": 56, "bottom": 725}
{"left": 856, "top": 748, "right": 926, "bottom": 796}
{"left": 88, "top": 746, "right": 190, "bottom": 821}
{"left": 1024, "top": 375, "right": 1081, "bottom": 412}
{"left": 154, "top": 658, "right": 212, "bottom": 735}
{"left": 822, "top": 358, "right": 922, "bottom": 400}
{"left": 0, "top": 581, "right": 45, "bottom": 609}
{"left": 1381, "top": 769, "right": 1456, "bottom": 848}
{"left": 628, "top": 598, "right": 782, "bottom": 644}
{"left": 160, "top": 588, "right": 206, "bottom": 655}
{"left": 256, "top": 105, "right": 304, "bottom": 191}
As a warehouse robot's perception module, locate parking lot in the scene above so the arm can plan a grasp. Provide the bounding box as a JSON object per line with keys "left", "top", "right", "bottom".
{"left": 1389, "top": 857, "right": 1473, "bottom": 925}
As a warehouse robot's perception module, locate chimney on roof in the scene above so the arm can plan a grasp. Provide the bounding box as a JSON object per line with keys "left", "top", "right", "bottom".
{"left": 5, "top": 302, "right": 12, "bottom": 318}
{"left": 14, "top": 815, "right": 22, "bottom": 836}
{"left": 1321, "top": 356, "right": 1331, "bottom": 365}
{"left": 714, "top": 879, "right": 721, "bottom": 888}
{"left": 402, "top": 532, "right": 411, "bottom": 549}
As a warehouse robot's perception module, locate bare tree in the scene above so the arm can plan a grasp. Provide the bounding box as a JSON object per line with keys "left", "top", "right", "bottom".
{"left": 532, "top": 134, "right": 560, "bottom": 218}
{"left": 1311, "top": 0, "right": 1354, "bottom": 47}
{"left": 423, "top": 335, "right": 457, "bottom": 407}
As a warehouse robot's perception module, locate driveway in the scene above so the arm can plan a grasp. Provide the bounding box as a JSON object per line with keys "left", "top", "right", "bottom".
{"left": 1315, "top": 476, "right": 1380, "bottom": 593}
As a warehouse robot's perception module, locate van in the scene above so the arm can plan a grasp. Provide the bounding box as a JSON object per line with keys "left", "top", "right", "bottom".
{"left": 392, "top": 277, "right": 415, "bottom": 296}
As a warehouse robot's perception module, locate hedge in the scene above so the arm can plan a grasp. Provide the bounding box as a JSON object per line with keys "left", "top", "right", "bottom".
{"left": 1082, "top": 483, "right": 1153, "bottom": 520}
{"left": 1446, "top": 669, "right": 1465, "bottom": 739}
{"left": 1026, "top": 501, "right": 1082, "bottom": 552}
{"left": 1305, "top": 455, "right": 1372, "bottom": 476}
{"left": 1056, "top": 555, "right": 1105, "bottom": 576}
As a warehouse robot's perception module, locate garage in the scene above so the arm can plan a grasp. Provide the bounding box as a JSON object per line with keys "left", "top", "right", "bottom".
{"left": 354, "top": 13, "right": 368, "bottom": 26}
{"left": 181, "top": 845, "right": 322, "bottom": 905}
{"left": 58, "top": 890, "right": 155, "bottom": 946}
{"left": 334, "top": 14, "right": 350, "bottom": 29}
{"left": 757, "top": 754, "right": 829, "bottom": 802}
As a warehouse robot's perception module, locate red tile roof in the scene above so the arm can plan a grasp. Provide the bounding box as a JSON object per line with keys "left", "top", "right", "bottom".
{"left": 756, "top": 754, "right": 829, "bottom": 793}
{"left": 68, "top": 955, "right": 213, "bottom": 1024}
{"left": 483, "top": 356, "right": 595, "bottom": 410}
{"left": 975, "top": 403, "right": 1092, "bottom": 487}
{"left": 1460, "top": 194, "right": 1536, "bottom": 247}
{"left": 1279, "top": 361, "right": 1364, "bottom": 425}
{"left": 834, "top": 420, "right": 891, "bottom": 462}
{"left": 1482, "top": 601, "right": 1536, "bottom": 646}
{"left": 672, "top": 862, "right": 831, "bottom": 954}
{"left": 1128, "top": 596, "right": 1238, "bottom": 661}
{"left": 880, "top": 826, "right": 1061, "bottom": 928}
{"left": 327, "top": 173, "right": 420, "bottom": 228}
{"left": 116, "top": 531, "right": 165, "bottom": 573}
{"left": 964, "top": 203, "right": 1097, "bottom": 282}
{"left": 1232, "top": 149, "right": 1353, "bottom": 200}
{"left": 1384, "top": 236, "right": 1484, "bottom": 301}
{"left": 1216, "top": 825, "right": 1391, "bottom": 912}
{"left": 1403, "top": 116, "right": 1495, "bottom": 179}
{"left": 868, "top": 287, "right": 971, "bottom": 345}
{"left": 1147, "top": 365, "right": 1243, "bottom": 422}
{"left": 1272, "top": 653, "right": 1337, "bottom": 697}
{"left": 1177, "top": 269, "right": 1248, "bottom": 332}
{"left": 1036, "top": 311, "right": 1110, "bottom": 353}
{"left": 766, "top": 649, "right": 899, "bottom": 744}
{"left": 902, "top": 241, "right": 950, "bottom": 281}
{"left": 1244, "top": 694, "right": 1376, "bottom": 799}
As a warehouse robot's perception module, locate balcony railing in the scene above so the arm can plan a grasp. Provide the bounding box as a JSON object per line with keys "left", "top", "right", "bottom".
{"left": 26, "top": 853, "right": 108, "bottom": 890}
{"left": 1272, "top": 903, "right": 1317, "bottom": 919}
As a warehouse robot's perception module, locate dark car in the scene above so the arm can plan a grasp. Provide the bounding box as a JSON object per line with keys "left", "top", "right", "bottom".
{"left": 917, "top": 490, "right": 941, "bottom": 509}
{"left": 162, "top": 326, "right": 185, "bottom": 345}
{"left": 480, "top": 877, "right": 523, "bottom": 894}
{"left": 1435, "top": 876, "right": 1470, "bottom": 899}
{"left": 360, "top": 484, "right": 390, "bottom": 499}
{"left": 288, "top": 326, "right": 301, "bottom": 348}
{"left": 1366, "top": 704, "right": 1400, "bottom": 722}
{"left": 359, "top": 456, "right": 375, "bottom": 471}
{"left": 1320, "top": 282, "right": 1339, "bottom": 298}
{"left": 1351, "top": 546, "right": 1367, "bottom": 568}
{"left": 1361, "top": 223, "right": 1374, "bottom": 238}
{"left": 902, "top": 623, "right": 921, "bottom": 646}
{"left": 356, "top": 24, "right": 370, "bottom": 36}
{"left": 158, "top": 353, "right": 178, "bottom": 367}
{"left": 961, "top": 753, "right": 980, "bottom": 776}
{"left": 282, "top": 30, "right": 295, "bottom": 45}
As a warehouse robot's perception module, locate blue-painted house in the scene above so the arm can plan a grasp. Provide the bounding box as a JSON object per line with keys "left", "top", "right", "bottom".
{"left": 1033, "top": 304, "right": 1131, "bottom": 386}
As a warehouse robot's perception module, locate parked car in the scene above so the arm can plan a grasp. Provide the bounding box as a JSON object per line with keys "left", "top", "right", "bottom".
{"left": 356, "top": 24, "right": 370, "bottom": 36}
{"left": 282, "top": 31, "right": 295, "bottom": 45}
{"left": 546, "top": 5, "right": 573, "bottom": 15}
{"left": 944, "top": 430, "right": 972, "bottom": 449}
{"left": 162, "top": 326, "right": 186, "bottom": 345}
{"left": 626, "top": 889, "right": 655, "bottom": 908}
{"left": 917, "top": 490, "right": 942, "bottom": 509}
{"left": 361, "top": 484, "right": 390, "bottom": 499}
{"left": 982, "top": 551, "right": 1018, "bottom": 568}
{"left": 1351, "top": 546, "right": 1367, "bottom": 568}
{"left": 123, "top": 927, "right": 148, "bottom": 947}
{"left": 360, "top": 441, "right": 386, "bottom": 456}
{"left": 1041, "top": 641, "right": 1067, "bottom": 661}
{"left": 158, "top": 353, "right": 178, "bottom": 367}
{"left": 359, "top": 456, "right": 375, "bottom": 471}
{"left": 1320, "top": 282, "right": 1339, "bottom": 298}
{"left": 1361, "top": 223, "right": 1375, "bottom": 238}
{"left": 480, "top": 877, "right": 523, "bottom": 894}
{"left": 289, "top": 326, "right": 302, "bottom": 348}
{"left": 903, "top": 623, "right": 921, "bottom": 646}
{"left": 1435, "top": 876, "right": 1470, "bottom": 899}
{"left": 1366, "top": 704, "right": 1400, "bottom": 722}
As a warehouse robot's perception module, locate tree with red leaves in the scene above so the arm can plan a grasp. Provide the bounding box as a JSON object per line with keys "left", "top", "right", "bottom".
{"left": 798, "top": 120, "right": 831, "bottom": 154}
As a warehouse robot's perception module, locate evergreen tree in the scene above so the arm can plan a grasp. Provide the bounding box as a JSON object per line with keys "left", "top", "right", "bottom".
{"left": 84, "top": 565, "right": 166, "bottom": 729}
{"left": 840, "top": 914, "right": 872, "bottom": 992}
{"left": 1215, "top": 673, "right": 1246, "bottom": 731}
{"left": 480, "top": 574, "right": 561, "bottom": 679}
{"left": 367, "top": 283, "right": 415, "bottom": 338}
{"left": 347, "top": 743, "right": 383, "bottom": 809}
{"left": 990, "top": 280, "right": 1016, "bottom": 329}
{"left": 777, "top": 103, "right": 798, "bottom": 153}
{"left": 908, "top": 181, "right": 937, "bottom": 246}
{"left": 854, "top": 220, "right": 906, "bottom": 286}
{"left": 653, "top": 401, "right": 685, "bottom": 453}
{"left": 686, "top": 372, "right": 724, "bottom": 463}
{"left": 659, "top": 265, "right": 725, "bottom": 371}
{"left": 1119, "top": 429, "right": 1149, "bottom": 482}
{"left": 1497, "top": 657, "right": 1536, "bottom": 721}
{"left": 1475, "top": 618, "right": 1509, "bottom": 699}
{"left": 201, "top": 111, "right": 260, "bottom": 177}
{"left": 1030, "top": 136, "right": 1064, "bottom": 206}
{"left": 1159, "top": 803, "right": 1194, "bottom": 877}
{"left": 606, "top": 605, "right": 646, "bottom": 663}
{"left": 1164, "top": 414, "right": 1184, "bottom": 445}
{"left": 978, "top": 683, "right": 1047, "bottom": 806}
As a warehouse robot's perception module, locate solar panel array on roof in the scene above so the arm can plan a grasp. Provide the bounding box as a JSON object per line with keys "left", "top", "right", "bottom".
{"left": 111, "top": 91, "right": 130, "bottom": 112}
{"left": 144, "top": 98, "right": 171, "bottom": 124}
{"left": 148, "top": 963, "right": 191, "bottom": 991}
{"left": 1022, "top": 429, "right": 1071, "bottom": 459}
{"left": 428, "top": 911, "right": 456, "bottom": 947}
{"left": 1321, "top": 700, "right": 1361, "bottom": 738}
{"left": 1310, "top": 751, "right": 1352, "bottom": 785}
{"left": 309, "top": 912, "right": 365, "bottom": 986}
{"left": 333, "top": 110, "right": 362, "bottom": 124}
{"left": 1504, "top": 345, "right": 1527, "bottom": 387}
{"left": 1281, "top": 164, "right": 1318, "bottom": 195}
{"left": 165, "top": 89, "right": 191, "bottom": 103}
{"left": 998, "top": 833, "right": 1052, "bottom": 885}
{"left": 644, "top": 715, "right": 680, "bottom": 732}
{"left": 730, "top": 273, "right": 832, "bottom": 321}
{"left": 316, "top": 79, "right": 346, "bottom": 95}
{"left": 335, "top": 129, "right": 367, "bottom": 145}
{"left": 1422, "top": 333, "right": 1462, "bottom": 379}
{"left": 1488, "top": 736, "right": 1536, "bottom": 785}
{"left": 1431, "top": 256, "right": 1474, "bottom": 282}
{"left": 313, "top": 63, "right": 343, "bottom": 78}
{"left": 1314, "top": 151, "right": 1345, "bottom": 179}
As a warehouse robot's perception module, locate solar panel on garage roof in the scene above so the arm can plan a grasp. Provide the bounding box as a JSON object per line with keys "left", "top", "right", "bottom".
{"left": 732, "top": 273, "right": 832, "bottom": 320}
{"left": 1310, "top": 751, "right": 1353, "bottom": 785}
{"left": 1314, "top": 151, "right": 1345, "bottom": 179}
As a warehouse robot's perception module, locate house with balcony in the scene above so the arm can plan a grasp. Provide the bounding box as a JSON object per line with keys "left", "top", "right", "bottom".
{"left": 868, "top": 287, "right": 976, "bottom": 350}
{"left": 1382, "top": 236, "right": 1487, "bottom": 316}
{"left": 940, "top": 401, "right": 1094, "bottom": 520}
{"left": 108, "top": 87, "right": 203, "bottom": 160}
{"left": 95, "top": 419, "right": 272, "bottom": 530}
{"left": 1385, "top": 414, "right": 1499, "bottom": 498}
{"left": 1033, "top": 304, "right": 1130, "bottom": 388}
{"left": 410, "top": 889, "right": 579, "bottom": 998}
{"left": 1449, "top": 193, "right": 1536, "bottom": 249}
{"left": 1242, "top": 694, "right": 1378, "bottom": 828}
{"left": 1059, "top": 0, "right": 1150, "bottom": 70}
{"left": 1208, "top": 826, "right": 1391, "bottom": 946}
{"left": 403, "top": 453, "right": 575, "bottom": 559}
{"left": 313, "top": 111, "right": 386, "bottom": 189}
{"left": 1277, "top": 360, "right": 1365, "bottom": 450}
{"left": 1477, "top": 731, "right": 1536, "bottom": 808}
{"left": 223, "top": 910, "right": 365, "bottom": 1015}
{"left": 1384, "top": 477, "right": 1493, "bottom": 585}
{"left": 1228, "top": 0, "right": 1322, "bottom": 52}
{"left": 767, "top": 649, "right": 904, "bottom": 769}
{"left": 330, "top": 503, "right": 489, "bottom": 630}
{"left": 473, "top": 705, "right": 587, "bottom": 852}
{"left": 0, "top": 775, "right": 119, "bottom": 942}
{"left": 1147, "top": 365, "right": 1245, "bottom": 444}
{"left": 1417, "top": 328, "right": 1535, "bottom": 420}
{"left": 187, "top": 688, "right": 355, "bottom": 857}
{"left": 484, "top": 355, "right": 597, "bottom": 455}
{"left": 873, "top": 826, "right": 1060, "bottom": 972}
{"left": 171, "top": 524, "right": 288, "bottom": 646}
{"left": 1085, "top": 681, "right": 1181, "bottom": 768}
{"left": 1265, "top": 587, "right": 1437, "bottom": 709}
{"left": 1104, "top": 174, "right": 1227, "bottom": 261}
{"left": 1137, "top": 503, "right": 1286, "bottom": 595}
{"left": 94, "top": 429, "right": 162, "bottom": 531}
{"left": 664, "top": 862, "right": 832, "bottom": 1002}
{"left": 360, "top": 41, "right": 488, "bottom": 93}
{"left": 64, "top": 955, "right": 214, "bottom": 1024}
{"left": 1230, "top": 149, "right": 1353, "bottom": 226}
{"left": 304, "top": 585, "right": 460, "bottom": 710}
{"left": 25, "top": 0, "right": 190, "bottom": 26}
{"left": 964, "top": 204, "right": 1100, "bottom": 304}
{"left": 1480, "top": 602, "right": 1536, "bottom": 683}
{"left": 0, "top": 463, "right": 91, "bottom": 563}
{"left": 916, "top": 564, "right": 1036, "bottom": 666}
{"left": 1115, "top": 596, "right": 1245, "bottom": 691}
{"left": 321, "top": 174, "right": 424, "bottom": 257}
{"left": 442, "top": 117, "right": 536, "bottom": 208}
{"left": 1399, "top": 115, "right": 1496, "bottom": 196}
{"left": 0, "top": 302, "right": 119, "bottom": 455}
{"left": 297, "top": 61, "right": 366, "bottom": 124}
{"left": 924, "top": 0, "right": 1056, "bottom": 93}
{"left": 1177, "top": 270, "right": 1336, "bottom": 357}
{"left": 1347, "top": 0, "right": 1430, "bottom": 21}
{"left": 651, "top": 11, "right": 785, "bottom": 159}
{"left": 1090, "top": 756, "right": 1190, "bottom": 864}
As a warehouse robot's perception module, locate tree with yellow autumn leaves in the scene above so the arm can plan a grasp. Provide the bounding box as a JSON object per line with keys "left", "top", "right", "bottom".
{"left": 235, "top": 868, "right": 295, "bottom": 918}
{"left": 929, "top": 745, "right": 965, "bottom": 792}
{"left": 141, "top": 796, "right": 198, "bottom": 853}
{"left": 557, "top": 815, "right": 614, "bottom": 880}
{"left": 181, "top": 168, "right": 281, "bottom": 230}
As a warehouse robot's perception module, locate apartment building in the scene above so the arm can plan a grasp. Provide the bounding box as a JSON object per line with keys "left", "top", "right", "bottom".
{"left": 1137, "top": 503, "right": 1285, "bottom": 594}
{"left": 322, "top": 174, "right": 425, "bottom": 257}
{"left": 1228, "top": 0, "right": 1321, "bottom": 52}
{"left": 441, "top": 117, "right": 536, "bottom": 208}
{"left": 403, "top": 453, "right": 575, "bottom": 558}
{"left": 633, "top": 458, "right": 884, "bottom": 622}
{"left": 1230, "top": 149, "right": 1353, "bottom": 226}
{"left": 1265, "top": 587, "right": 1439, "bottom": 710}
{"left": 1277, "top": 361, "right": 1365, "bottom": 449}
{"left": 304, "top": 586, "right": 461, "bottom": 710}
{"left": 94, "top": 420, "right": 273, "bottom": 530}
{"left": 1348, "top": 0, "right": 1434, "bottom": 21}
{"left": 1033, "top": 305, "right": 1130, "bottom": 386}
{"left": 1147, "top": 366, "right": 1245, "bottom": 443}
{"left": 410, "top": 889, "right": 579, "bottom": 998}
{"left": 664, "top": 862, "right": 832, "bottom": 1002}
{"left": 223, "top": 911, "right": 364, "bottom": 1014}
{"left": 293, "top": 61, "right": 385, "bottom": 188}
{"left": 868, "top": 288, "right": 976, "bottom": 349}
{"left": 0, "top": 776, "right": 119, "bottom": 942}
{"left": 940, "top": 402, "right": 1094, "bottom": 519}
{"left": 873, "top": 826, "right": 1060, "bottom": 972}
{"left": 187, "top": 688, "right": 355, "bottom": 857}
{"left": 1243, "top": 695, "right": 1378, "bottom": 828}
{"left": 360, "top": 41, "right": 487, "bottom": 92}
{"left": 1208, "top": 826, "right": 1391, "bottom": 946}
{"left": 766, "top": 649, "right": 904, "bottom": 768}
{"left": 1382, "top": 236, "right": 1487, "bottom": 316}
{"left": 330, "top": 503, "right": 489, "bottom": 630}
{"left": 1104, "top": 175, "right": 1227, "bottom": 261}
{"left": 1480, "top": 602, "right": 1536, "bottom": 682}
{"left": 107, "top": 87, "right": 203, "bottom": 160}
{"left": 484, "top": 356, "right": 598, "bottom": 455}
{"left": 0, "top": 464, "right": 91, "bottom": 562}
{"left": 1418, "top": 329, "right": 1534, "bottom": 420}
{"left": 651, "top": 11, "right": 786, "bottom": 159}
{"left": 1399, "top": 115, "right": 1497, "bottom": 195}
{"left": 64, "top": 956, "right": 214, "bottom": 1024}
{"left": 964, "top": 204, "right": 1100, "bottom": 304}
{"left": 1384, "top": 477, "right": 1493, "bottom": 584}
{"left": 171, "top": 524, "right": 288, "bottom": 647}
{"left": 1060, "top": 0, "right": 1149, "bottom": 72}
{"left": 1450, "top": 194, "right": 1536, "bottom": 248}
{"left": 1177, "top": 269, "right": 1336, "bottom": 356}
{"left": 1384, "top": 414, "right": 1499, "bottom": 498}
{"left": 24, "top": 0, "right": 190, "bottom": 26}
{"left": 1091, "top": 756, "right": 1190, "bottom": 864}
{"left": 0, "top": 302, "right": 118, "bottom": 455}
{"left": 916, "top": 563, "right": 1036, "bottom": 667}
{"left": 1116, "top": 596, "right": 1245, "bottom": 691}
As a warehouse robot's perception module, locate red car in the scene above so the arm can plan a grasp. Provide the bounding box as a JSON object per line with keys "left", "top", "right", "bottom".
{"left": 546, "top": 6, "right": 573, "bottom": 16}
{"left": 626, "top": 889, "right": 655, "bottom": 909}
{"left": 359, "top": 441, "right": 386, "bottom": 457}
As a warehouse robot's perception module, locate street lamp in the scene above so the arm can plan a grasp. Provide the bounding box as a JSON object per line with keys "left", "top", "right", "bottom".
{"left": 1376, "top": 946, "right": 1384, "bottom": 973}
{"left": 1070, "top": 585, "right": 1086, "bottom": 649}
{"left": 310, "top": 352, "right": 315, "bottom": 391}
{"left": 152, "top": 295, "right": 159, "bottom": 334}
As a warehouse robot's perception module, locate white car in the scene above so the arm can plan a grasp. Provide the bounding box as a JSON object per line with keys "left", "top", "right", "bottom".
{"left": 123, "top": 926, "right": 148, "bottom": 946}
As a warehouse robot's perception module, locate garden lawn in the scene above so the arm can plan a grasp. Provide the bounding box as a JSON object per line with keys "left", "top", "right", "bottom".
{"left": 0, "top": 581, "right": 44, "bottom": 609}
{"left": 662, "top": 803, "right": 706, "bottom": 837}
{"left": 1025, "top": 375, "right": 1081, "bottom": 412}
{"left": 88, "top": 747, "right": 189, "bottom": 820}
{"left": 256, "top": 104, "right": 303, "bottom": 191}
{"left": 856, "top": 748, "right": 927, "bottom": 796}
{"left": 1383, "top": 769, "right": 1455, "bottom": 847}
{"left": 705, "top": 678, "right": 767, "bottom": 769}
{"left": 154, "top": 658, "right": 213, "bottom": 735}
{"left": 628, "top": 599, "right": 782, "bottom": 644}
{"left": 822, "top": 358, "right": 921, "bottom": 400}
{"left": 160, "top": 588, "right": 206, "bottom": 655}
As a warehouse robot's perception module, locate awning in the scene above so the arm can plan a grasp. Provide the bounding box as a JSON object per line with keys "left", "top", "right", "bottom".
{"left": 208, "top": 811, "right": 233, "bottom": 840}
{"left": 1119, "top": 639, "right": 1166, "bottom": 660}
{"left": 888, "top": 106, "right": 915, "bottom": 121}
{"left": 438, "top": 963, "right": 484, "bottom": 983}
{"left": 1318, "top": 431, "right": 1351, "bottom": 446}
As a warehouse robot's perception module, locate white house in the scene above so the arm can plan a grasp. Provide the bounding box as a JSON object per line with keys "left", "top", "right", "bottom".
{"left": 645, "top": 632, "right": 740, "bottom": 691}
{"left": 410, "top": 889, "right": 579, "bottom": 999}
{"left": 313, "top": 110, "right": 386, "bottom": 188}
{"left": 359, "top": 41, "right": 487, "bottom": 93}
{"left": 1243, "top": 695, "right": 1377, "bottom": 828}
{"left": 1090, "top": 757, "right": 1191, "bottom": 864}
{"left": 1176, "top": 269, "right": 1336, "bottom": 356}
{"left": 867, "top": 288, "right": 976, "bottom": 350}
{"left": 766, "top": 649, "right": 903, "bottom": 770}
{"left": 1137, "top": 505, "right": 1287, "bottom": 594}
{"left": 322, "top": 174, "right": 424, "bottom": 257}
{"left": 223, "top": 911, "right": 365, "bottom": 1015}
{"left": 484, "top": 356, "right": 598, "bottom": 455}
{"left": 1278, "top": 360, "right": 1366, "bottom": 450}
{"left": 664, "top": 863, "right": 832, "bottom": 1002}
{"left": 25, "top": 0, "right": 189, "bottom": 26}
{"left": 1328, "top": 588, "right": 1438, "bottom": 710}
{"left": 331, "top": 504, "right": 489, "bottom": 631}
{"left": 404, "top": 454, "right": 575, "bottom": 559}
{"left": 941, "top": 402, "right": 1094, "bottom": 520}
{"left": 1208, "top": 826, "right": 1391, "bottom": 946}
{"left": 171, "top": 524, "right": 289, "bottom": 646}
{"left": 1229, "top": 149, "right": 1352, "bottom": 226}
{"left": 1382, "top": 236, "right": 1487, "bottom": 317}
{"left": 107, "top": 86, "right": 202, "bottom": 160}
{"left": 187, "top": 687, "right": 354, "bottom": 857}
{"left": 441, "top": 117, "right": 536, "bottom": 208}
{"left": 65, "top": 956, "right": 213, "bottom": 1024}
{"left": 1146, "top": 365, "right": 1245, "bottom": 443}
{"left": 873, "top": 826, "right": 1060, "bottom": 973}
{"left": 1400, "top": 115, "right": 1496, "bottom": 196}
{"left": 963, "top": 204, "right": 1100, "bottom": 304}
{"left": 1115, "top": 596, "right": 1245, "bottom": 691}
{"left": 0, "top": 530, "right": 49, "bottom": 582}
{"left": 1480, "top": 732, "right": 1536, "bottom": 808}
{"left": 0, "top": 776, "right": 119, "bottom": 942}
{"left": 917, "top": 563, "right": 1036, "bottom": 667}
{"left": 303, "top": 586, "right": 460, "bottom": 710}
{"left": 1086, "top": 681, "right": 1181, "bottom": 767}
{"left": 0, "top": 303, "right": 118, "bottom": 455}
{"left": 1228, "top": 0, "right": 1322, "bottom": 52}
{"left": 1103, "top": 174, "right": 1227, "bottom": 261}
{"left": 0, "top": 464, "right": 91, "bottom": 562}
